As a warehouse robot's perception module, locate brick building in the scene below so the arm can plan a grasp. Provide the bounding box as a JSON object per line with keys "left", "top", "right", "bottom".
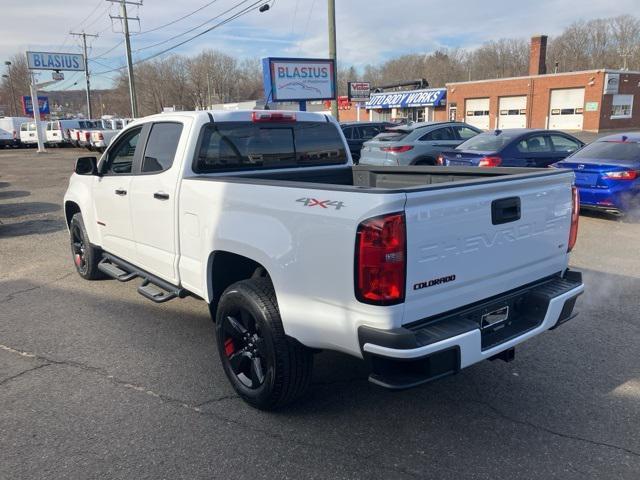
{"left": 446, "top": 36, "right": 640, "bottom": 132}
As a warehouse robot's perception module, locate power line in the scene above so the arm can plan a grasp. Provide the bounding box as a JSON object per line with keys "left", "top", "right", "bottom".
{"left": 303, "top": 0, "right": 317, "bottom": 38}
{"left": 70, "top": 0, "right": 105, "bottom": 31}
{"left": 134, "top": 0, "right": 254, "bottom": 53}
{"left": 133, "top": 0, "right": 221, "bottom": 37}
{"left": 93, "top": 0, "right": 267, "bottom": 75}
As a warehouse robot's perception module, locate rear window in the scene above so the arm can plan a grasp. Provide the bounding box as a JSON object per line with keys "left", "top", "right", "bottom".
{"left": 372, "top": 130, "right": 410, "bottom": 142}
{"left": 456, "top": 132, "right": 518, "bottom": 151}
{"left": 571, "top": 141, "right": 640, "bottom": 162}
{"left": 194, "top": 121, "right": 347, "bottom": 172}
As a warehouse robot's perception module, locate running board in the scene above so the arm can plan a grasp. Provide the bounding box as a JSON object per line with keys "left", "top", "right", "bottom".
{"left": 138, "top": 280, "right": 178, "bottom": 303}
{"left": 98, "top": 259, "right": 138, "bottom": 282}
{"left": 100, "top": 253, "right": 186, "bottom": 304}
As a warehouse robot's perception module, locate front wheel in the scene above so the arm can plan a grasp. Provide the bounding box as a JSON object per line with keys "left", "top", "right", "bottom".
{"left": 215, "top": 278, "right": 313, "bottom": 410}
{"left": 69, "top": 213, "right": 102, "bottom": 280}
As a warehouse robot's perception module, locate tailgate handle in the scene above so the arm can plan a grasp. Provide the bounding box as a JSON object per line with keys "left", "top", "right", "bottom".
{"left": 492, "top": 197, "right": 521, "bottom": 225}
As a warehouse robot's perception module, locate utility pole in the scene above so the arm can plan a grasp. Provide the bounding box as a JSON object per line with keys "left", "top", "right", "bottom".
{"left": 108, "top": 0, "right": 141, "bottom": 117}
{"left": 70, "top": 31, "right": 99, "bottom": 119}
{"left": 327, "top": 0, "right": 338, "bottom": 120}
{"left": 3, "top": 61, "right": 17, "bottom": 116}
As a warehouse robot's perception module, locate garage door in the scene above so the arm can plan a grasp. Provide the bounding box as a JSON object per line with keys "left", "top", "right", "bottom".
{"left": 465, "top": 98, "right": 490, "bottom": 130}
{"left": 549, "top": 88, "right": 585, "bottom": 130}
{"left": 498, "top": 96, "right": 527, "bottom": 129}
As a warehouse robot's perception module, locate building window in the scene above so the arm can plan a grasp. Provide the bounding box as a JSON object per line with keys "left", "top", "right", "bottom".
{"left": 611, "top": 94, "right": 633, "bottom": 119}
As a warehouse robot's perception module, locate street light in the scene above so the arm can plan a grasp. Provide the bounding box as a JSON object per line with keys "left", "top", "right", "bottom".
{"left": 3, "top": 61, "right": 17, "bottom": 117}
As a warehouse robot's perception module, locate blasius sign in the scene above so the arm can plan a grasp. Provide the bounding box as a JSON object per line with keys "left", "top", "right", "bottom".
{"left": 262, "top": 57, "right": 336, "bottom": 102}
{"left": 26, "top": 51, "right": 84, "bottom": 71}
{"left": 366, "top": 88, "right": 446, "bottom": 109}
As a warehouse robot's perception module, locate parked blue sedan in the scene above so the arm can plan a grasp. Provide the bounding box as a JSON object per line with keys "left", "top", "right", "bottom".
{"left": 553, "top": 133, "right": 640, "bottom": 216}
{"left": 438, "top": 129, "right": 584, "bottom": 168}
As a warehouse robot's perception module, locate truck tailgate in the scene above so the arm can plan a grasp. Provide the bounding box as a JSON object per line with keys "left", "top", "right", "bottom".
{"left": 403, "top": 171, "right": 574, "bottom": 324}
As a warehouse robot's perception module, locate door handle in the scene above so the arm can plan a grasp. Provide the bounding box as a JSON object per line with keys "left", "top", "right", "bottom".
{"left": 154, "top": 192, "right": 170, "bottom": 200}
{"left": 115, "top": 189, "right": 127, "bottom": 196}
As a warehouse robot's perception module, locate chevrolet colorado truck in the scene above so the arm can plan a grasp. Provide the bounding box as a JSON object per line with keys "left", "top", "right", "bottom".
{"left": 64, "top": 110, "right": 584, "bottom": 410}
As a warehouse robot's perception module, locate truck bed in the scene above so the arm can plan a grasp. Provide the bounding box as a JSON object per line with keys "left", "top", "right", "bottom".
{"left": 190, "top": 165, "right": 568, "bottom": 192}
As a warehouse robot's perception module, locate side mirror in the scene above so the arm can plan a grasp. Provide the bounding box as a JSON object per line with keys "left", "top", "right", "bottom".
{"left": 75, "top": 156, "right": 98, "bottom": 176}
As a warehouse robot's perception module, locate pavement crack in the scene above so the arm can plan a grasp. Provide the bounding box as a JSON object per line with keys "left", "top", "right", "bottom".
{"left": 0, "top": 271, "right": 74, "bottom": 303}
{"left": 193, "top": 394, "right": 239, "bottom": 407}
{"left": 0, "top": 363, "right": 52, "bottom": 386}
{"left": 0, "top": 342, "right": 418, "bottom": 479}
{"left": 453, "top": 377, "right": 640, "bottom": 459}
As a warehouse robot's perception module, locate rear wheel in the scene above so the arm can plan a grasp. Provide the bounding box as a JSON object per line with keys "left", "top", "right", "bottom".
{"left": 69, "top": 213, "right": 102, "bottom": 280}
{"left": 215, "top": 278, "right": 313, "bottom": 410}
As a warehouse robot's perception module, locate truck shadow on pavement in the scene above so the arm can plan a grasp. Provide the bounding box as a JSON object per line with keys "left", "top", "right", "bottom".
{"left": 1, "top": 266, "right": 639, "bottom": 477}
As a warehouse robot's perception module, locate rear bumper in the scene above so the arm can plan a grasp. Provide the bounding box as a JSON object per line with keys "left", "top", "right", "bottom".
{"left": 578, "top": 186, "right": 639, "bottom": 212}
{"left": 359, "top": 271, "right": 584, "bottom": 389}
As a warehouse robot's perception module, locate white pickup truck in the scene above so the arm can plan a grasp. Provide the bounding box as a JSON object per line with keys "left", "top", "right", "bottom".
{"left": 64, "top": 110, "right": 584, "bottom": 409}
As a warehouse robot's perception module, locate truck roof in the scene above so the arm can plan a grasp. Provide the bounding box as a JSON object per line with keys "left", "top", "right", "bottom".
{"left": 134, "top": 109, "right": 333, "bottom": 125}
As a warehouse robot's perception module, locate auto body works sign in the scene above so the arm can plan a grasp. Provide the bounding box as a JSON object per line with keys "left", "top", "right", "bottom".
{"left": 262, "top": 57, "right": 335, "bottom": 101}
{"left": 26, "top": 51, "right": 84, "bottom": 71}
{"left": 366, "top": 88, "right": 446, "bottom": 109}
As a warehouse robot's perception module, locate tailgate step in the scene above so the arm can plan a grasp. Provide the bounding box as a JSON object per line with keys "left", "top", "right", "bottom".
{"left": 98, "top": 259, "right": 137, "bottom": 282}
{"left": 137, "top": 280, "right": 178, "bottom": 303}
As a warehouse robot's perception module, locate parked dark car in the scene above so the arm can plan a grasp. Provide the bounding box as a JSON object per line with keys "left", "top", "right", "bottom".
{"left": 360, "top": 121, "right": 482, "bottom": 166}
{"left": 552, "top": 132, "right": 640, "bottom": 216}
{"left": 340, "top": 121, "right": 394, "bottom": 163}
{"left": 438, "top": 129, "right": 584, "bottom": 168}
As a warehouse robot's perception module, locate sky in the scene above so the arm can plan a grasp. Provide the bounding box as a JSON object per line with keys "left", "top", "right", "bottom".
{"left": 2, "top": 0, "right": 638, "bottom": 90}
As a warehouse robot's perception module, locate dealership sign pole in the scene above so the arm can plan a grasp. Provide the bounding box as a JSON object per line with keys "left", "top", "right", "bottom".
{"left": 26, "top": 51, "right": 84, "bottom": 153}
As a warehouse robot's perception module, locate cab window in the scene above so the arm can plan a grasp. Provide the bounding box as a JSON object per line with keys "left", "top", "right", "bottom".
{"left": 103, "top": 127, "right": 142, "bottom": 175}
{"left": 142, "top": 123, "right": 183, "bottom": 173}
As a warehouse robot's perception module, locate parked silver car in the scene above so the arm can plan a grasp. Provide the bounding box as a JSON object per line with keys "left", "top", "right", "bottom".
{"left": 359, "top": 121, "right": 481, "bottom": 166}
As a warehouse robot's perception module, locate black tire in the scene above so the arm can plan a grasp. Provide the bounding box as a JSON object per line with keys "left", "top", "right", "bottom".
{"left": 69, "top": 213, "right": 103, "bottom": 280}
{"left": 215, "top": 278, "right": 313, "bottom": 410}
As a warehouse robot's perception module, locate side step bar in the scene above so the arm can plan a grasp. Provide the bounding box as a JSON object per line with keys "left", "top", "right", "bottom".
{"left": 100, "top": 253, "right": 187, "bottom": 304}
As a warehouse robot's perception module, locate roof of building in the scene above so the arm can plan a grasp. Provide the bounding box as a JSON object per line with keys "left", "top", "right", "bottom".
{"left": 446, "top": 69, "right": 640, "bottom": 87}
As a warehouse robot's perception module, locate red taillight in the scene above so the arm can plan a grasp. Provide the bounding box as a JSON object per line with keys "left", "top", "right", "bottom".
{"left": 603, "top": 170, "right": 637, "bottom": 180}
{"left": 478, "top": 156, "right": 502, "bottom": 167}
{"left": 568, "top": 186, "right": 579, "bottom": 252}
{"left": 13, "top": 130, "right": 17, "bottom": 139}
{"left": 380, "top": 145, "right": 414, "bottom": 153}
{"left": 251, "top": 111, "right": 296, "bottom": 122}
{"left": 355, "top": 212, "right": 406, "bottom": 305}
{"left": 436, "top": 155, "right": 445, "bottom": 166}
{"left": 98, "top": 133, "right": 104, "bottom": 140}
{"left": 85, "top": 132, "right": 90, "bottom": 141}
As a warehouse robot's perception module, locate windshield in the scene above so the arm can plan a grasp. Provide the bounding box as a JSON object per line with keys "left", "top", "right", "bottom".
{"left": 570, "top": 141, "right": 640, "bottom": 163}
{"left": 456, "top": 132, "right": 518, "bottom": 151}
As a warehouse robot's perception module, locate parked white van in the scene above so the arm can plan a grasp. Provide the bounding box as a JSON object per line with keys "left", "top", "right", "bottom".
{"left": 0, "top": 117, "right": 31, "bottom": 147}
{"left": 19, "top": 121, "right": 46, "bottom": 146}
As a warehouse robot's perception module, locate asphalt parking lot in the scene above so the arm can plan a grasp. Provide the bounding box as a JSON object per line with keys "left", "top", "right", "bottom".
{"left": 1, "top": 147, "right": 639, "bottom": 480}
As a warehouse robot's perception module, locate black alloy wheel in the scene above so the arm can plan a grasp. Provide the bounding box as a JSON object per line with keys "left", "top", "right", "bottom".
{"left": 70, "top": 221, "right": 88, "bottom": 275}
{"left": 220, "top": 309, "right": 270, "bottom": 389}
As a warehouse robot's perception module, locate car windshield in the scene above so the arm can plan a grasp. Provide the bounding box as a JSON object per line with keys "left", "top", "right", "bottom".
{"left": 456, "top": 132, "right": 518, "bottom": 151}
{"left": 570, "top": 141, "right": 640, "bottom": 163}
